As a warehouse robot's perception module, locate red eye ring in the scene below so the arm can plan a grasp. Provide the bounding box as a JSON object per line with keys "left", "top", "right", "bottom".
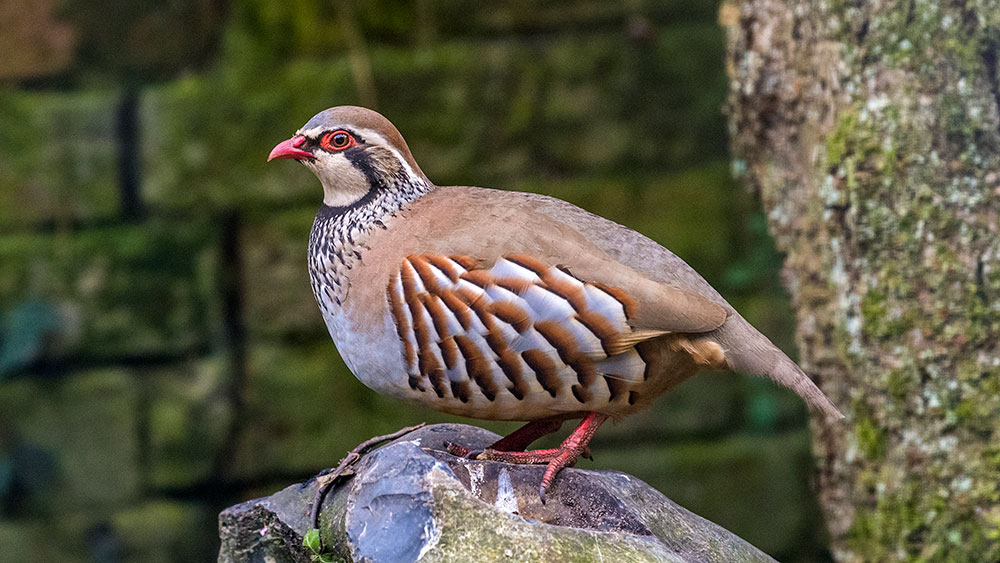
{"left": 320, "top": 130, "right": 356, "bottom": 151}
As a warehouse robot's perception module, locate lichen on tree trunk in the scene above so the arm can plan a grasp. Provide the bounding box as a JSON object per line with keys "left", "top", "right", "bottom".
{"left": 722, "top": 0, "right": 1000, "bottom": 560}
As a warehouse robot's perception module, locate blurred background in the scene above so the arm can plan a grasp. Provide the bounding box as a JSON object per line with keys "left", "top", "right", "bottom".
{"left": 0, "top": 1, "right": 832, "bottom": 561}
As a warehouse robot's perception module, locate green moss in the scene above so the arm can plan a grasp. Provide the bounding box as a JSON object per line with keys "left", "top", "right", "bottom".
{"left": 420, "top": 466, "right": 775, "bottom": 562}
{"left": 824, "top": 112, "right": 856, "bottom": 164}
{"left": 843, "top": 473, "right": 1000, "bottom": 561}
{"left": 854, "top": 418, "right": 887, "bottom": 460}
{"left": 809, "top": 23, "right": 1000, "bottom": 549}
{"left": 884, "top": 369, "right": 912, "bottom": 403}
{"left": 859, "top": 287, "right": 911, "bottom": 340}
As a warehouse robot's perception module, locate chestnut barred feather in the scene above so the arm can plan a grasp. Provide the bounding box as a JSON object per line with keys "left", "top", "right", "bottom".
{"left": 387, "top": 254, "right": 667, "bottom": 412}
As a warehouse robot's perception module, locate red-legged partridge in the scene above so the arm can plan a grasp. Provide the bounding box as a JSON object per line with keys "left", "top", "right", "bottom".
{"left": 268, "top": 106, "right": 843, "bottom": 500}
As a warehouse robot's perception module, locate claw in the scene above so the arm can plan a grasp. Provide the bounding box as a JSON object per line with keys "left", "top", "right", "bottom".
{"left": 445, "top": 443, "right": 485, "bottom": 459}
{"left": 444, "top": 441, "right": 471, "bottom": 457}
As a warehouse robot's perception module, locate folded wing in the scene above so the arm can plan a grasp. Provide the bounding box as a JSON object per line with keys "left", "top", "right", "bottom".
{"left": 386, "top": 253, "right": 727, "bottom": 412}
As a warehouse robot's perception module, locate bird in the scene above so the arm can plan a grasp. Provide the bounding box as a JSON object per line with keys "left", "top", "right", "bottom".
{"left": 268, "top": 106, "right": 844, "bottom": 501}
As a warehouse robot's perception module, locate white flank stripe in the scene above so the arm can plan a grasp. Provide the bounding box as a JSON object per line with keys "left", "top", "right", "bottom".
{"left": 431, "top": 295, "right": 465, "bottom": 336}
{"left": 583, "top": 285, "right": 628, "bottom": 325}
{"left": 521, "top": 285, "right": 575, "bottom": 321}
{"left": 402, "top": 260, "right": 427, "bottom": 294}
{"left": 485, "top": 283, "right": 519, "bottom": 303}
{"left": 390, "top": 254, "right": 650, "bottom": 405}
{"left": 425, "top": 261, "right": 453, "bottom": 288}
{"left": 565, "top": 317, "right": 609, "bottom": 358}
{"left": 490, "top": 258, "right": 541, "bottom": 282}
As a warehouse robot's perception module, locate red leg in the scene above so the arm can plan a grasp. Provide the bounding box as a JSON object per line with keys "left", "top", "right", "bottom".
{"left": 487, "top": 417, "right": 565, "bottom": 451}
{"left": 454, "top": 412, "right": 608, "bottom": 502}
{"left": 446, "top": 417, "right": 564, "bottom": 457}
{"left": 538, "top": 412, "right": 607, "bottom": 502}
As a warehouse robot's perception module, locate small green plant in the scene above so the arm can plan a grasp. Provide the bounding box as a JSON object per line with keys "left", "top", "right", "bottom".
{"left": 302, "top": 528, "right": 342, "bottom": 563}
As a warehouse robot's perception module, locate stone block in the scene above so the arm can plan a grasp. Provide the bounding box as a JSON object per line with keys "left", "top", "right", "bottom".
{"left": 0, "top": 521, "right": 72, "bottom": 563}
{"left": 0, "top": 500, "right": 217, "bottom": 563}
{"left": 231, "top": 343, "right": 422, "bottom": 481}
{"left": 241, "top": 207, "right": 327, "bottom": 340}
{"left": 230, "top": 342, "right": 531, "bottom": 483}
{"left": 598, "top": 372, "right": 744, "bottom": 442}
{"left": 146, "top": 356, "right": 233, "bottom": 489}
{"left": 143, "top": 22, "right": 727, "bottom": 214}
{"left": 0, "top": 369, "right": 141, "bottom": 510}
{"left": 112, "top": 500, "right": 217, "bottom": 562}
{"left": 0, "top": 219, "right": 218, "bottom": 362}
{"left": 142, "top": 63, "right": 357, "bottom": 212}
{"left": 0, "top": 91, "right": 119, "bottom": 229}
{"left": 591, "top": 429, "right": 826, "bottom": 559}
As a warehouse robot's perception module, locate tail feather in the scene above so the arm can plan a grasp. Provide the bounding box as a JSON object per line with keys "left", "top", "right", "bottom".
{"left": 767, "top": 355, "right": 844, "bottom": 419}
{"left": 718, "top": 319, "right": 844, "bottom": 420}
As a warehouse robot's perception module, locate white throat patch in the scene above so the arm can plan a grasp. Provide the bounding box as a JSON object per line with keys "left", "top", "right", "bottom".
{"left": 303, "top": 152, "right": 369, "bottom": 208}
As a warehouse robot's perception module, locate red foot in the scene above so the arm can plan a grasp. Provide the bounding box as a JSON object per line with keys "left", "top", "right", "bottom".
{"left": 447, "top": 412, "right": 608, "bottom": 503}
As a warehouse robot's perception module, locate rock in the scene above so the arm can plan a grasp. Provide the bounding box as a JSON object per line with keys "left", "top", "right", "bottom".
{"left": 218, "top": 423, "right": 775, "bottom": 563}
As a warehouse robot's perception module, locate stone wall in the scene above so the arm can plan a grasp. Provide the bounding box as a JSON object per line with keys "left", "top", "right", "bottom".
{"left": 1, "top": 2, "right": 831, "bottom": 560}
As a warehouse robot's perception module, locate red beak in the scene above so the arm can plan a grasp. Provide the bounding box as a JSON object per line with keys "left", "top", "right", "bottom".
{"left": 268, "top": 136, "right": 313, "bottom": 161}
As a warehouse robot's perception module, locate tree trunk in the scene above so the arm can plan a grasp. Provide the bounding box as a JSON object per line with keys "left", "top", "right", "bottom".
{"left": 723, "top": 1, "right": 1000, "bottom": 560}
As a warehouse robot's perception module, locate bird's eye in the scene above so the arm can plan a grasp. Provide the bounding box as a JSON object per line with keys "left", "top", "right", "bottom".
{"left": 320, "top": 130, "right": 356, "bottom": 151}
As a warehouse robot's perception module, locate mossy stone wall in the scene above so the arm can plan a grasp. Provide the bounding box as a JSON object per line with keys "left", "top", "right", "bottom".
{"left": 4, "top": 2, "right": 832, "bottom": 560}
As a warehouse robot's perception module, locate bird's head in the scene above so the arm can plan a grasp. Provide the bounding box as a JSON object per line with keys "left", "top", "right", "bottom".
{"left": 268, "top": 106, "right": 431, "bottom": 208}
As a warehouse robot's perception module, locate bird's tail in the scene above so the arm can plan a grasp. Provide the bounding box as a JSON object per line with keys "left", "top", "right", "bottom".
{"left": 765, "top": 354, "right": 844, "bottom": 419}
{"left": 721, "top": 320, "right": 844, "bottom": 420}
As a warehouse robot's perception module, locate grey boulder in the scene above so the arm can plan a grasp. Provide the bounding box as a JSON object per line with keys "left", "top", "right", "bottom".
{"left": 218, "top": 423, "right": 775, "bottom": 562}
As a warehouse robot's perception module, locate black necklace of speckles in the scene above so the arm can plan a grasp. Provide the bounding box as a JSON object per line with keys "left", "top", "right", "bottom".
{"left": 307, "top": 148, "right": 432, "bottom": 308}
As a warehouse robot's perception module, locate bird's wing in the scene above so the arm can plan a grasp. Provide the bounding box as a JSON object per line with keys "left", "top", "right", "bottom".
{"left": 397, "top": 186, "right": 729, "bottom": 334}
